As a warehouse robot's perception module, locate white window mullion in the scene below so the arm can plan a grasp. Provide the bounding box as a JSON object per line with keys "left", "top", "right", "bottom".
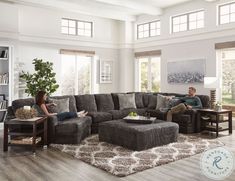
{"left": 75, "top": 56, "right": 79, "bottom": 95}
{"left": 147, "top": 57, "right": 152, "bottom": 92}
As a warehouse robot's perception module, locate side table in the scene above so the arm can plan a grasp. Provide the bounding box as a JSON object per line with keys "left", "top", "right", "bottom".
{"left": 3, "top": 117, "right": 48, "bottom": 153}
{"left": 197, "top": 109, "right": 232, "bottom": 137}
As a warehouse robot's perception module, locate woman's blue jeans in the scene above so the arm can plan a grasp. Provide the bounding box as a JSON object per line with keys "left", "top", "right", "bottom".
{"left": 56, "top": 112, "right": 77, "bottom": 121}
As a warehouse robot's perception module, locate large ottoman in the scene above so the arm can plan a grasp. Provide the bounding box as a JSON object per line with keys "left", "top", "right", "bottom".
{"left": 99, "top": 119, "right": 179, "bottom": 151}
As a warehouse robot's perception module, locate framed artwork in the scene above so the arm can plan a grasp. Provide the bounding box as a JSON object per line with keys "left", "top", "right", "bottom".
{"left": 167, "top": 59, "right": 206, "bottom": 84}
{"left": 100, "top": 60, "right": 113, "bottom": 83}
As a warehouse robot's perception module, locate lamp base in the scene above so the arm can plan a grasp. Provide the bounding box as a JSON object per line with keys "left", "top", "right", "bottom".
{"left": 210, "top": 90, "right": 216, "bottom": 109}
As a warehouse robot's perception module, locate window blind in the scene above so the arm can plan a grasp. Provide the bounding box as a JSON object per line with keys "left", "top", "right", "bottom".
{"left": 134, "top": 50, "right": 161, "bottom": 58}
{"left": 60, "top": 49, "right": 95, "bottom": 56}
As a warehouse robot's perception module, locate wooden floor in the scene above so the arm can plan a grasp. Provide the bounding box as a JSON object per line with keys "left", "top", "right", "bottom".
{"left": 1, "top": 122, "right": 235, "bottom": 181}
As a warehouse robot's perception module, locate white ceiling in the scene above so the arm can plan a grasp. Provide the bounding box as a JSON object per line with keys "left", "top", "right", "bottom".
{"left": 2, "top": 0, "right": 203, "bottom": 21}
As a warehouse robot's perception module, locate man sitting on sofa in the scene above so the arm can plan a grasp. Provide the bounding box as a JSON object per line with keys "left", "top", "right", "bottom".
{"left": 167, "top": 87, "right": 202, "bottom": 121}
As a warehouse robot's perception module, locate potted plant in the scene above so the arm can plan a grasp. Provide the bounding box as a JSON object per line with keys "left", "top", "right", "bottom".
{"left": 20, "top": 58, "right": 59, "bottom": 97}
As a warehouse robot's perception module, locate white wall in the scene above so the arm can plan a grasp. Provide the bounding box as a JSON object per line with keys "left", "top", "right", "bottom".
{"left": 0, "top": 2, "right": 123, "bottom": 100}
{"left": 1, "top": 0, "right": 235, "bottom": 100}
{"left": 134, "top": 0, "right": 235, "bottom": 95}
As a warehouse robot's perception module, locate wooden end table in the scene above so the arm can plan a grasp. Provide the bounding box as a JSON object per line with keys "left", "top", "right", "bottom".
{"left": 3, "top": 117, "right": 48, "bottom": 153}
{"left": 197, "top": 109, "right": 232, "bottom": 137}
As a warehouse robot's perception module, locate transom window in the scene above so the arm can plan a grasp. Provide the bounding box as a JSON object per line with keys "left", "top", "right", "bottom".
{"left": 61, "top": 18, "right": 92, "bottom": 37}
{"left": 137, "top": 21, "right": 160, "bottom": 39}
{"left": 172, "top": 10, "right": 204, "bottom": 33}
{"left": 219, "top": 2, "right": 235, "bottom": 25}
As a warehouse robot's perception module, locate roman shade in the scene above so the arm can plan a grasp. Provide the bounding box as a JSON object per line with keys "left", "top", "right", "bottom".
{"left": 60, "top": 49, "right": 95, "bottom": 56}
{"left": 215, "top": 41, "right": 235, "bottom": 49}
{"left": 134, "top": 50, "right": 161, "bottom": 58}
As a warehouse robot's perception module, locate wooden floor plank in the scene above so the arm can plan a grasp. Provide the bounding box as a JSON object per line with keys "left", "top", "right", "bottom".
{"left": 1, "top": 121, "right": 235, "bottom": 181}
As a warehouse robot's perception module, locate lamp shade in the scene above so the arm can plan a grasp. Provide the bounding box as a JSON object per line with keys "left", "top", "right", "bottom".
{"left": 204, "top": 77, "right": 219, "bottom": 89}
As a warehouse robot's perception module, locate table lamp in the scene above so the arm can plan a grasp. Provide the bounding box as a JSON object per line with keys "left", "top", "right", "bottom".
{"left": 204, "top": 77, "right": 219, "bottom": 109}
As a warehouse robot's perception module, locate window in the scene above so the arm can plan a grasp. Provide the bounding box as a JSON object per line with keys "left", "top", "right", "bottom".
{"left": 61, "top": 55, "right": 93, "bottom": 95}
{"left": 137, "top": 21, "right": 160, "bottom": 39}
{"left": 219, "top": 49, "right": 235, "bottom": 106}
{"left": 137, "top": 57, "right": 161, "bottom": 92}
{"left": 61, "top": 18, "right": 93, "bottom": 37}
{"left": 61, "top": 19, "right": 76, "bottom": 35}
{"left": 219, "top": 2, "right": 235, "bottom": 25}
{"left": 172, "top": 10, "right": 204, "bottom": 33}
{"left": 77, "top": 21, "right": 92, "bottom": 37}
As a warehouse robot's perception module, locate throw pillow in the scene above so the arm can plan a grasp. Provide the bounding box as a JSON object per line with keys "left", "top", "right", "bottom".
{"left": 166, "top": 97, "right": 182, "bottom": 108}
{"left": 156, "top": 95, "right": 176, "bottom": 109}
{"left": 95, "top": 94, "right": 114, "bottom": 112}
{"left": 134, "top": 93, "right": 144, "bottom": 108}
{"left": 156, "top": 94, "right": 168, "bottom": 110}
{"left": 118, "top": 94, "right": 136, "bottom": 110}
{"left": 75, "top": 94, "right": 97, "bottom": 112}
{"left": 47, "top": 98, "right": 69, "bottom": 113}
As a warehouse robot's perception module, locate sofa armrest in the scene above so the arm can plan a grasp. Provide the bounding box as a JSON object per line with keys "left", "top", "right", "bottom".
{"left": 47, "top": 115, "right": 58, "bottom": 144}
{"left": 172, "top": 109, "right": 199, "bottom": 133}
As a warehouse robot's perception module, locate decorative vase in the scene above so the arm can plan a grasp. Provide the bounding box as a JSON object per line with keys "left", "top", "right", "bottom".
{"left": 214, "top": 105, "right": 222, "bottom": 112}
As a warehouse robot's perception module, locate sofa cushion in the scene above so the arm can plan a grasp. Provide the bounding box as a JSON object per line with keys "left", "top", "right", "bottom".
{"left": 75, "top": 94, "right": 97, "bottom": 112}
{"left": 197, "top": 95, "right": 210, "bottom": 108}
{"left": 55, "top": 116, "right": 92, "bottom": 135}
{"left": 95, "top": 94, "right": 114, "bottom": 112}
{"left": 166, "top": 97, "right": 183, "bottom": 108}
{"left": 111, "top": 93, "right": 123, "bottom": 110}
{"left": 127, "top": 92, "right": 145, "bottom": 108}
{"left": 108, "top": 108, "right": 146, "bottom": 120}
{"left": 156, "top": 94, "right": 168, "bottom": 110}
{"left": 135, "top": 93, "right": 144, "bottom": 108}
{"left": 88, "top": 112, "right": 112, "bottom": 123}
{"left": 49, "top": 95, "right": 77, "bottom": 112}
{"left": 147, "top": 109, "right": 167, "bottom": 120}
{"left": 48, "top": 98, "right": 69, "bottom": 113}
{"left": 143, "top": 93, "right": 152, "bottom": 107}
{"left": 118, "top": 93, "right": 136, "bottom": 110}
{"left": 12, "top": 98, "right": 35, "bottom": 114}
{"left": 148, "top": 95, "right": 158, "bottom": 109}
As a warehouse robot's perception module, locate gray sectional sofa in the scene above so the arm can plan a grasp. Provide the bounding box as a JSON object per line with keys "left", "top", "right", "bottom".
{"left": 6, "top": 92, "right": 210, "bottom": 144}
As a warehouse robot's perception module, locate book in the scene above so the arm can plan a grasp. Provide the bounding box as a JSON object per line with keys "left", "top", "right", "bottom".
{"left": 0, "top": 50, "right": 8, "bottom": 58}
{"left": 210, "top": 115, "right": 225, "bottom": 121}
{"left": 11, "top": 117, "right": 43, "bottom": 122}
{"left": 0, "top": 73, "right": 9, "bottom": 84}
{"left": 10, "top": 136, "right": 42, "bottom": 145}
{"left": 0, "top": 100, "right": 8, "bottom": 109}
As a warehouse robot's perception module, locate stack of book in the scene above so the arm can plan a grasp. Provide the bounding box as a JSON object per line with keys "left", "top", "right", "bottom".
{"left": 10, "top": 136, "right": 42, "bottom": 145}
{"left": 0, "top": 100, "right": 8, "bottom": 109}
{"left": 0, "top": 49, "right": 8, "bottom": 58}
{"left": 0, "top": 73, "right": 9, "bottom": 84}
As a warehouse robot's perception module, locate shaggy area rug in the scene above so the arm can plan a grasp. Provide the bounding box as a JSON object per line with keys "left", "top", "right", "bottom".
{"left": 51, "top": 134, "right": 223, "bottom": 177}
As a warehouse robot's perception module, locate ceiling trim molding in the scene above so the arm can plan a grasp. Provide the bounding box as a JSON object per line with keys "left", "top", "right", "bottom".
{"left": 5, "top": 0, "right": 136, "bottom": 21}
{"left": 95, "top": 0, "right": 162, "bottom": 15}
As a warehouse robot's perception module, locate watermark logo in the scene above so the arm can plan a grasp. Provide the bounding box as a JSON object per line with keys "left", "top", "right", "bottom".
{"left": 200, "top": 147, "right": 234, "bottom": 180}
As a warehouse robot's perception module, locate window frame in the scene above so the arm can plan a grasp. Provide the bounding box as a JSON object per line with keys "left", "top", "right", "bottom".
{"left": 135, "top": 56, "right": 161, "bottom": 92}
{"left": 61, "top": 18, "right": 77, "bottom": 36}
{"left": 60, "top": 54, "right": 95, "bottom": 95}
{"left": 137, "top": 20, "right": 160, "bottom": 39}
{"left": 171, "top": 9, "right": 205, "bottom": 33}
{"left": 218, "top": 1, "right": 235, "bottom": 25}
{"left": 61, "top": 18, "right": 93, "bottom": 37}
